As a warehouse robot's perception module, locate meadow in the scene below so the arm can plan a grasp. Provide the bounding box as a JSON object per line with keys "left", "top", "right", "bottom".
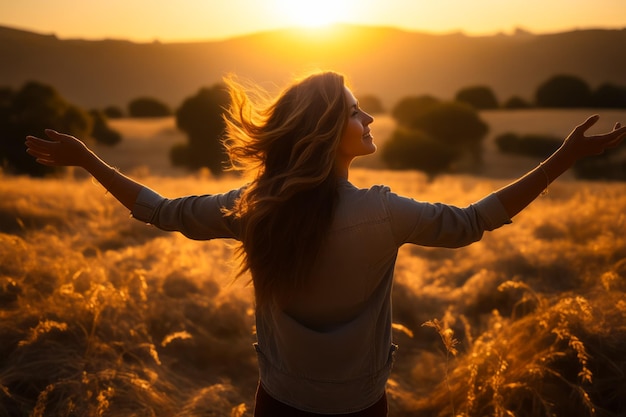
{"left": 1, "top": 112, "right": 626, "bottom": 416}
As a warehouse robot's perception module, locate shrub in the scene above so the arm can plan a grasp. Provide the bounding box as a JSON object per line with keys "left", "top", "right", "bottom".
{"left": 128, "top": 97, "right": 171, "bottom": 118}
{"left": 495, "top": 132, "right": 562, "bottom": 158}
{"left": 408, "top": 102, "right": 488, "bottom": 149}
{"left": 391, "top": 95, "right": 440, "bottom": 127}
{"left": 385, "top": 101, "right": 488, "bottom": 176}
{"left": 169, "top": 142, "right": 190, "bottom": 167}
{"left": 503, "top": 96, "right": 532, "bottom": 109}
{"left": 0, "top": 81, "right": 92, "bottom": 176}
{"left": 535, "top": 74, "right": 593, "bottom": 108}
{"left": 382, "top": 128, "right": 458, "bottom": 179}
{"left": 455, "top": 86, "right": 499, "bottom": 109}
{"left": 174, "top": 84, "right": 230, "bottom": 175}
{"left": 591, "top": 83, "right": 626, "bottom": 108}
{"left": 89, "top": 110, "right": 122, "bottom": 146}
{"left": 103, "top": 105, "right": 124, "bottom": 118}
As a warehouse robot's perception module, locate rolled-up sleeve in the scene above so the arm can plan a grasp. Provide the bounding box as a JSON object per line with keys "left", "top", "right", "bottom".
{"left": 385, "top": 190, "right": 511, "bottom": 248}
{"left": 131, "top": 186, "right": 242, "bottom": 240}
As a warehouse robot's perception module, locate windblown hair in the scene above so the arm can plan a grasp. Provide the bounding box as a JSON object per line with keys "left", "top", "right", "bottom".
{"left": 223, "top": 72, "right": 348, "bottom": 308}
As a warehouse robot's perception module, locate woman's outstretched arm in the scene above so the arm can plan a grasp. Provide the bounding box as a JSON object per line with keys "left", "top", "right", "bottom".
{"left": 25, "top": 129, "right": 143, "bottom": 211}
{"left": 495, "top": 115, "right": 626, "bottom": 219}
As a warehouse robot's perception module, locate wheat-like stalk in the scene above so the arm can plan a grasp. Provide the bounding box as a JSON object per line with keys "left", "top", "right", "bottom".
{"left": 423, "top": 317, "right": 459, "bottom": 416}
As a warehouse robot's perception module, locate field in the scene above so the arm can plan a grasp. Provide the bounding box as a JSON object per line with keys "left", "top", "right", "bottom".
{"left": 1, "top": 112, "right": 626, "bottom": 416}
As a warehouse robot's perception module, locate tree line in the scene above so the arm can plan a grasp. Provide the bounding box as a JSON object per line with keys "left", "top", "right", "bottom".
{"left": 454, "top": 74, "right": 626, "bottom": 110}
{"left": 1, "top": 73, "right": 625, "bottom": 179}
{"left": 383, "top": 74, "right": 626, "bottom": 180}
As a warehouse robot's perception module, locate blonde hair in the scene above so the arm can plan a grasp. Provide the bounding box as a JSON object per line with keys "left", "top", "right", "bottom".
{"left": 223, "top": 72, "right": 348, "bottom": 307}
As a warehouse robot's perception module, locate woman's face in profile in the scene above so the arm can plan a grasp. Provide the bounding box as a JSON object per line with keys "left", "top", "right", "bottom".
{"left": 336, "top": 87, "right": 376, "bottom": 164}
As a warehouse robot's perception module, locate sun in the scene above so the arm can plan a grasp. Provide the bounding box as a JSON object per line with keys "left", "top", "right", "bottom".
{"left": 274, "top": 0, "right": 354, "bottom": 28}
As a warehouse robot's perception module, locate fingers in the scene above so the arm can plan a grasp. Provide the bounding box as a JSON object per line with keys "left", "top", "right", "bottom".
{"left": 30, "top": 157, "right": 58, "bottom": 167}
{"left": 25, "top": 136, "right": 55, "bottom": 155}
{"left": 44, "top": 129, "right": 65, "bottom": 141}
{"left": 25, "top": 148, "right": 58, "bottom": 166}
{"left": 26, "top": 135, "right": 52, "bottom": 145}
{"left": 25, "top": 135, "right": 59, "bottom": 166}
{"left": 610, "top": 124, "right": 626, "bottom": 141}
{"left": 25, "top": 143, "right": 51, "bottom": 161}
{"left": 575, "top": 114, "right": 600, "bottom": 133}
{"left": 596, "top": 125, "right": 626, "bottom": 150}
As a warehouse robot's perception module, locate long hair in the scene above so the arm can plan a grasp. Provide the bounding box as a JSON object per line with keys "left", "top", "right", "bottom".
{"left": 223, "top": 72, "right": 348, "bottom": 308}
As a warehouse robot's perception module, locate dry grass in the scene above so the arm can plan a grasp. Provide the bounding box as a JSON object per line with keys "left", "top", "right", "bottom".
{"left": 1, "top": 170, "right": 625, "bottom": 416}
{"left": 1, "top": 112, "right": 626, "bottom": 416}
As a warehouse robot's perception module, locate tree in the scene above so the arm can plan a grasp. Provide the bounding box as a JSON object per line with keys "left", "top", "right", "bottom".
{"left": 89, "top": 110, "right": 122, "bottom": 146}
{"left": 391, "top": 95, "right": 439, "bottom": 127}
{"left": 408, "top": 101, "right": 489, "bottom": 166}
{"left": 382, "top": 128, "right": 458, "bottom": 179}
{"left": 535, "top": 74, "right": 592, "bottom": 108}
{"left": 495, "top": 132, "right": 562, "bottom": 158}
{"left": 103, "top": 105, "right": 124, "bottom": 118}
{"left": 455, "top": 86, "right": 499, "bottom": 109}
{"left": 128, "top": 97, "right": 171, "bottom": 117}
{"left": 174, "top": 84, "right": 230, "bottom": 175}
{"left": 383, "top": 100, "right": 489, "bottom": 176}
{"left": 0, "top": 81, "right": 92, "bottom": 176}
{"left": 503, "top": 96, "right": 532, "bottom": 109}
{"left": 592, "top": 83, "right": 626, "bottom": 108}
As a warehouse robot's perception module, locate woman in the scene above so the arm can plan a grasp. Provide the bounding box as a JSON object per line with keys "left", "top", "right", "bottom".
{"left": 25, "top": 71, "right": 625, "bottom": 416}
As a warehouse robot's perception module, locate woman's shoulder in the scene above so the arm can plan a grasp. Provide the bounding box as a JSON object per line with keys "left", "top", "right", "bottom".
{"left": 339, "top": 179, "right": 391, "bottom": 196}
{"left": 336, "top": 180, "right": 393, "bottom": 217}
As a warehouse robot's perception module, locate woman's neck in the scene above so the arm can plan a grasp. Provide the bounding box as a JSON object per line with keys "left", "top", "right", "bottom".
{"left": 333, "top": 158, "right": 352, "bottom": 180}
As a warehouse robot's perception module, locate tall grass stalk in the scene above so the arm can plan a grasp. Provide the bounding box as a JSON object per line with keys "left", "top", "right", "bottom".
{"left": 1, "top": 172, "right": 626, "bottom": 416}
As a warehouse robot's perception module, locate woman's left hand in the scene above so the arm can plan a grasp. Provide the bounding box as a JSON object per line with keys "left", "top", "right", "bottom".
{"left": 559, "top": 115, "right": 626, "bottom": 163}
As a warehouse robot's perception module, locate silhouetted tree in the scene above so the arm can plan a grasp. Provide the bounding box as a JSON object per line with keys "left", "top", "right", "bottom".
{"left": 89, "top": 110, "right": 122, "bottom": 146}
{"left": 0, "top": 87, "right": 13, "bottom": 129}
{"left": 382, "top": 128, "right": 458, "bottom": 179}
{"left": 407, "top": 101, "right": 489, "bottom": 167}
{"left": 384, "top": 101, "right": 488, "bottom": 176}
{"left": 358, "top": 95, "right": 385, "bottom": 114}
{"left": 503, "top": 96, "right": 532, "bottom": 109}
{"left": 391, "top": 95, "right": 440, "bottom": 127}
{"left": 0, "top": 81, "right": 91, "bottom": 176}
{"left": 535, "top": 74, "right": 592, "bottom": 108}
{"left": 174, "top": 84, "right": 229, "bottom": 175}
{"left": 128, "top": 97, "right": 171, "bottom": 117}
{"left": 455, "top": 86, "right": 499, "bottom": 109}
{"left": 592, "top": 83, "right": 626, "bottom": 108}
{"left": 495, "top": 132, "right": 562, "bottom": 158}
{"left": 103, "top": 105, "right": 124, "bottom": 118}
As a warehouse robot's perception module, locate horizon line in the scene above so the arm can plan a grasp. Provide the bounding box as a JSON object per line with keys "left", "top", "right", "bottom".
{"left": 1, "top": 21, "right": 625, "bottom": 45}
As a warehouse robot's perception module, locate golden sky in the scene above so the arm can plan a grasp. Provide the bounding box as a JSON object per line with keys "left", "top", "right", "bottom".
{"left": 2, "top": 0, "right": 625, "bottom": 42}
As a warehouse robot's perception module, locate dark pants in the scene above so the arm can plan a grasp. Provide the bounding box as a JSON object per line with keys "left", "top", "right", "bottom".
{"left": 253, "top": 383, "right": 388, "bottom": 417}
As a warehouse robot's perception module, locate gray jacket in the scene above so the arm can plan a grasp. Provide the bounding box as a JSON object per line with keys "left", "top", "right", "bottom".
{"left": 131, "top": 178, "right": 511, "bottom": 413}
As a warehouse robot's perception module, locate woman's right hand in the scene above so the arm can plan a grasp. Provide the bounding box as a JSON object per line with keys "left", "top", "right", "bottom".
{"left": 25, "top": 129, "right": 92, "bottom": 167}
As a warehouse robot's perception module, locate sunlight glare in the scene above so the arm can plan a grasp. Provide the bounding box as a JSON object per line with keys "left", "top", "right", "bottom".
{"left": 274, "top": 0, "right": 355, "bottom": 28}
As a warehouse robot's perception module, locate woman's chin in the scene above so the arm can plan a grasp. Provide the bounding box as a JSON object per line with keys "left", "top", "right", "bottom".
{"left": 362, "top": 140, "right": 377, "bottom": 155}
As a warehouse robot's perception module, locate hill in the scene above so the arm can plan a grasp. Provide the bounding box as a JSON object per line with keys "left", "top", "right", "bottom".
{"left": 1, "top": 24, "right": 625, "bottom": 110}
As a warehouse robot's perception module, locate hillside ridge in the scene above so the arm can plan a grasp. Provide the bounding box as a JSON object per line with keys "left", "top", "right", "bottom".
{"left": 1, "top": 24, "right": 625, "bottom": 109}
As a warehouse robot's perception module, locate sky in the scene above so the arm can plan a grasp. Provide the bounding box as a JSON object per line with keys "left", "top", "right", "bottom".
{"left": 1, "top": 0, "right": 625, "bottom": 42}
